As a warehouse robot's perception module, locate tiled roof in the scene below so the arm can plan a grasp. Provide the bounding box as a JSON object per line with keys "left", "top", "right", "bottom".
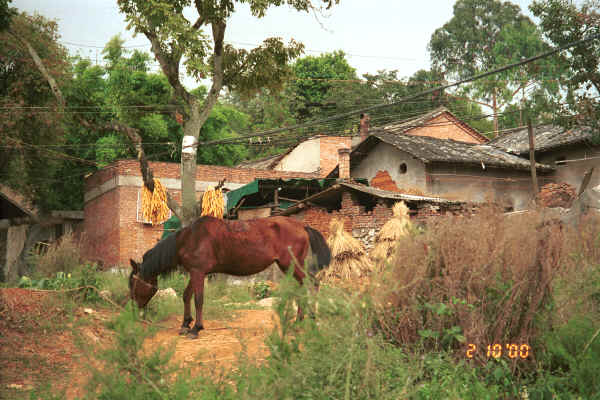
{"left": 339, "top": 182, "right": 463, "bottom": 204}
{"left": 236, "top": 152, "right": 288, "bottom": 170}
{"left": 0, "top": 183, "right": 38, "bottom": 217}
{"left": 351, "top": 129, "right": 554, "bottom": 172}
{"left": 488, "top": 124, "right": 594, "bottom": 155}
{"left": 381, "top": 106, "right": 489, "bottom": 144}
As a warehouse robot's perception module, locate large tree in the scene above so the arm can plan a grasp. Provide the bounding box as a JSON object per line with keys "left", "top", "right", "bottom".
{"left": 428, "top": 0, "right": 565, "bottom": 135}
{"left": 0, "top": 11, "right": 71, "bottom": 210}
{"left": 531, "top": 0, "right": 600, "bottom": 130}
{"left": 117, "top": 0, "right": 336, "bottom": 224}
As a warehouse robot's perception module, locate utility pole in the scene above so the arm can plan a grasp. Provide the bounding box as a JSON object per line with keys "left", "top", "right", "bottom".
{"left": 528, "top": 118, "right": 539, "bottom": 196}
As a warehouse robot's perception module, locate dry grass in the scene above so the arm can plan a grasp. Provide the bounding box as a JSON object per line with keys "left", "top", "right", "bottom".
{"left": 31, "top": 232, "right": 83, "bottom": 277}
{"left": 372, "top": 206, "right": 598, "bottom": 359}
{"left": 371, "top": 202, "right": 412, "bottom": 264}
{"left": 317, "top": 218, "right": 373, "bottom": 286}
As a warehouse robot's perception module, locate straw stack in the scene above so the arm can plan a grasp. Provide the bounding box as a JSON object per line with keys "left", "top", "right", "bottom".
{"left": 371, "top": 202, "right": 412, "bottom": 265}
{"left": 317, "top": 218, "right": 373, "bottom": 285}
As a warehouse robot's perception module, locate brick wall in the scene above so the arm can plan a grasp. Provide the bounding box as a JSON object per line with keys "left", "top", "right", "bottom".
{"left": 407, "top": 114, "right": 485, "bottom": 144}
{"left": 83, "top": 188, "right": 120, "bottom": 266}
{"left": 84, "top": 159, "right": 322, "bottom": 267}
{"left": 319, "top": 137, "right": 352, "bottom": 177}
{"left": 369, "top": 170, "right": 400, "bottom": 192}
{"left": 291, "top": 191, "right": 394, "bottom": 250}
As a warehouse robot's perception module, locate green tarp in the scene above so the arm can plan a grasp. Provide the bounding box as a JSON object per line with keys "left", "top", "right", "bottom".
{"left": 161, "top": 215, "right": 181, "bottom": 240}
{"left": 225, "top": 180, "right": 259, "bottom": 212}
{"left": 225, "top": 178, "right": 339, "bottom": 212}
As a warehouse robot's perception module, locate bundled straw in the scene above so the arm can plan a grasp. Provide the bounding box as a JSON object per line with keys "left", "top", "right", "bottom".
{"left": 201, "top": 186, "right": 225, "bottom": 219}
{"left": 142, "top": 178, "right": 170, "bottom": 225}
{"left": 371, "top": 202, "right": 412, "bottom": 265}
{"left": 317, "top": 218, "right": 373, "bottom": 285}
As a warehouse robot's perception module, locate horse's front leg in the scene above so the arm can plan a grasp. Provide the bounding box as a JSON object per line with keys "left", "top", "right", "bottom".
{"left": 187, "top": 271, "right": 206, "bottom": 339}
{"left": 179, "top": 280, "right": 194, "bottom": 335}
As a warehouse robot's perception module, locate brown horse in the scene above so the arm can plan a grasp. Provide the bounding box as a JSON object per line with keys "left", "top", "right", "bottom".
{"left": 129, "top": 216, "right": 331, "bottom": 338}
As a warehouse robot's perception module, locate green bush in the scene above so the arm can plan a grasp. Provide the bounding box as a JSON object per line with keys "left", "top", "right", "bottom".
{"left": 252, "top": 280, "right": 271, "bottom": 299}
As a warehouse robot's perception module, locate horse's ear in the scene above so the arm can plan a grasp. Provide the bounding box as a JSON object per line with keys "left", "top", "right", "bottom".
{"left": 130, "top": 259, "right": 139, "bottom": 273}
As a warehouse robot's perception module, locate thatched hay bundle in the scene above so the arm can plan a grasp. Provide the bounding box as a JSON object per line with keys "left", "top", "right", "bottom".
{"left": 317, "top": 218, "right": 373, "bottom": 285}
{"left": 371, "top": 202, "right": 412, "bottom": 264}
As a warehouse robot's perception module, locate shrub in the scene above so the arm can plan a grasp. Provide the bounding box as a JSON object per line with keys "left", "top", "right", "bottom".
{"left": 252, "top": 280, "right": 271, "bottom": 299}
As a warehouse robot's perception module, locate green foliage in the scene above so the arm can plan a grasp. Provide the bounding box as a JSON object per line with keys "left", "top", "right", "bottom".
{"left": 85, "top": 305, "right": 186, "bottom": 400}
{"left": 531, "top": 0, "right": 600, "bottom": 131}
{"left": 529, "top": 316, "right": 600, "bottom": 399}
{"left": 429, "top": 0, "right": 566, "bottom": 132}
{"left": 196, "top": 103, "right": 250, "bottom": 166}
{"left": 252, "top": 280, "right": 271, "bottom": 300}
{"left": 17, "top": 263, "right": 102, "bottom": 302}
{"left": 290, "top": 50, "right": 357, "bottom": 121}
{"left": 0, "top": 11, "right": 71, "bottom": 211}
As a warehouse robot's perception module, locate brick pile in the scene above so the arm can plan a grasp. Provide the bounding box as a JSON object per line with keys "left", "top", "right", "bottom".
{"left": 537, "top": 183, "right": 576, "bottom": 208}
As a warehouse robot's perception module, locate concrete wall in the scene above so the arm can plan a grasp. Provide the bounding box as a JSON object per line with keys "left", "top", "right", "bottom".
{"left": 273, "top": 136, "right": 352, "bottom": 177}
{"left": 351, "top": 142, "right": 428, "bottom": 192}
{"left": 275, "top": 138, "right": 320, "bottom": 173}
{"left": 536, "top": 145, "right": 600, "bottom": 189}
{"left": 427, "top": 164, "right": 552, "bottom": 210}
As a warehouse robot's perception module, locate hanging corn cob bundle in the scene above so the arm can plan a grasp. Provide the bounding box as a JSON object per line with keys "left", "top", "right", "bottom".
{"left": 201, "top": 186, "right": 225, "bottom": 219}
{"left": 141, "top": 178, "right": 170, "bottom": 225}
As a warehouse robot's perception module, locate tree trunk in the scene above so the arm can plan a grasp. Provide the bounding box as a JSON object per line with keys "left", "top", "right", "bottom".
{"left": 179, "top": 22, "right": 226, "bottom": 227}
{"left": 181, "top": 101, "right": 201, "bottom": 225}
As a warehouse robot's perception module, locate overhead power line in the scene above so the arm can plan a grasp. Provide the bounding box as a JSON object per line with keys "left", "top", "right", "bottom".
{"left": 192, "top": 32, "right": 600, "bottom": 148}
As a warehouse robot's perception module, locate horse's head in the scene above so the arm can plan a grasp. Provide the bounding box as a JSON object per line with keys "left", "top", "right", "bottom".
{"left": 129, "top": 259, "right": 158, "bottom": 308}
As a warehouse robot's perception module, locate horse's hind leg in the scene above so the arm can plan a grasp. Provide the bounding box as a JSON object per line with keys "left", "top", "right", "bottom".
{"left": 179, "top": 280, "right": 194, "bottom": 335}
{"left": 187, "top": 270, "right": 206, "bottom": 339}
{"left": 275, "top": 259, "right": 307, "bottom": 321}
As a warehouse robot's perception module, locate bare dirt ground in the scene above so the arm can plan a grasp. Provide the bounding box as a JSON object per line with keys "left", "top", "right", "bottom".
{"left": 144, "top": 309, "right": 275, "bottom": 376}
{"left": 0, "top": 288, "right": 275, "bottom": 399}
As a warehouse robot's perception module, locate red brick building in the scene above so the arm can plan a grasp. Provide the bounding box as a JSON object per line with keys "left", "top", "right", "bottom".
{"left": 83, "top": 160, "right": 318, "bottom": 267}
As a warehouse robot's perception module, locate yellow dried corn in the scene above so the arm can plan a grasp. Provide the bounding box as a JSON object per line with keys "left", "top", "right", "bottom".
{"left": 201, "top": 186, "right": 225, "bottom": 219}
{"left": 141, "top": 178, "right": 170, "bottom": 225}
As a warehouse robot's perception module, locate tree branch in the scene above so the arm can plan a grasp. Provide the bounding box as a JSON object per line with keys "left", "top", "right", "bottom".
{"left": 110, "top": 121, "right": 182, "bottom": 219}
{"left": 8, "top": 29, "right": 65, "bottom": 109}
{"left": 196, "top": 21, "right": 226, "bottom": 128}
{"left": 192, "top": 16, "right": 205, "bottom": 30}
{"left": 142, "top": 29, "right": 192, "bottom": 105}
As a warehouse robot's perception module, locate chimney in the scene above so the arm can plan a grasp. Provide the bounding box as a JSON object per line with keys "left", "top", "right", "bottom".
{"left": 338, "top": 148, "right": 351, "bottom": 180}
{"left": 359, "top": 113, "right": 370, "bottom": 141}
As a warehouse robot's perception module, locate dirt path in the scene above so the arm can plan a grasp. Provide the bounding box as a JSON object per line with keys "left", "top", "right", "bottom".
{"left": 143, "top": 309, "right": 276, "bottom": 376}
{"left": 0, "top": 288, "right": 276, "bottom": 398}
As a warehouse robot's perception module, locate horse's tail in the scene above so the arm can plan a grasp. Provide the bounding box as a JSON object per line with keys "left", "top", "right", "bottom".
{"left": 304, "top": 226, "right": 331, "bottom": 273}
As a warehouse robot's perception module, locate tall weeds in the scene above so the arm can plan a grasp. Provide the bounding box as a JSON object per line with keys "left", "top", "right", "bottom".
{"left": 374, "top": 207, "right": 596, "bottom": 362}
{"left": 29, "top": 232, "right": 82, "bottom": 278}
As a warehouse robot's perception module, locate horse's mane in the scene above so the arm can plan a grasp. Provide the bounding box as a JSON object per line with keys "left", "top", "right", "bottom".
{"left": 140, "top": 231, "right": 179, "bottom": 280}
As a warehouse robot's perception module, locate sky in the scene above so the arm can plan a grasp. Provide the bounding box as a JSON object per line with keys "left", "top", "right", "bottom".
{"left": 13, "top": 0, "right": 538, "bottom": 88}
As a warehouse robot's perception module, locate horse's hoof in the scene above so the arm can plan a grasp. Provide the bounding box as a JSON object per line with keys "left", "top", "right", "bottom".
{"left": 186, "top": 330, "right": 199, "bottom": 339}
{"left": 186, "top": 324, "right": 204, "bottom": 339}
{"left": 178, "top": 327, "right": 190, "bottom": 335}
